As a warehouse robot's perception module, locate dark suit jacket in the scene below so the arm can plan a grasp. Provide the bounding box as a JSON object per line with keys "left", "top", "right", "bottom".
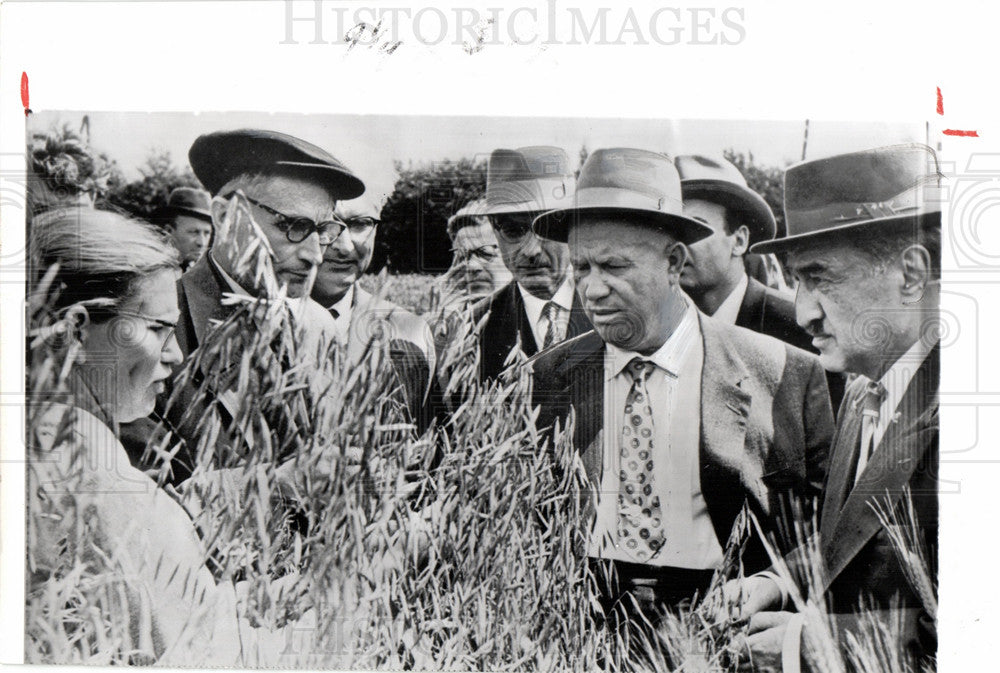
{"left": 737, "top": 277, "right": 846, "bottom": 412}
{"left": 817, "top": 346, "right": 939, "bottom": 661}
{"left": 530, "top": 314, "right": 834, "bottom": 573}
{"left": 472, "top": 281, "right": 592, "bottom": 382}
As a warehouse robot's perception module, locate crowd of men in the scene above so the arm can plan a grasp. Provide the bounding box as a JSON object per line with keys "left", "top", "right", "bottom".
{"left": 28, "top": 126, "right": 940, "bottom": 669}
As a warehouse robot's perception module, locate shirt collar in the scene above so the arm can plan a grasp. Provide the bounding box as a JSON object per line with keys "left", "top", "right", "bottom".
{"left": 329, "top": 284, "right": 355, "bottom": 320}
{"left": 711, "top": 273, "right": 749, "bottom": 325}
{"left": 870, "top": 335, "right": 937, "bottom": 416}
{"left": 518, "top": 277, "right": 575, "bottom": 324}
{"left": 606, "top": 301, "right": 700, "bottom": 381}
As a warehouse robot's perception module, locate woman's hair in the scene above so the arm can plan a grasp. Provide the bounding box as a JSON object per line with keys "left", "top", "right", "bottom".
{"left": 31, "top": 209, "right": 181, "bottom": 321}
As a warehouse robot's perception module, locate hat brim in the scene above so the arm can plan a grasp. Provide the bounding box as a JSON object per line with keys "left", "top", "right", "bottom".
{"left": 533, "top": 206, "right": 715, "bottom": 244}
{"left": 163, "top": 205, "right": 213, "bottom": 223}
{"left": 749, "top": 210, "right": 940, "bottom": 255}
{"left": 482, "top": 201, "right": 552, "bottom": 216}
{"left": 681, "top": 180, "right": 776, "bottom": 245}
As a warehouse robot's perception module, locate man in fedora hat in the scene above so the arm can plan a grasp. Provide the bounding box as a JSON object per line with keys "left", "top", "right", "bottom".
{"left": 676, "top": 154, "right": 845, "bottom": 410}
{"left": 529, "top": 148, "right": 833, "bottom": 620}
{"left": 124, "top": 128, "right": 364, "bottom": 483}
{"left": 443, "top": 198, "right": 512, "bottom": 303}
{"left": 311, "top": 191, "right": 438, "bottom": 431}
{"left": 472, "top": 146, "right": 592, "bottom": 381}
{"left": 160, "top": 187, "right": 214, "bottom": 270}
{"left": 722, "top": 144, "right": 941, "bottom": 670}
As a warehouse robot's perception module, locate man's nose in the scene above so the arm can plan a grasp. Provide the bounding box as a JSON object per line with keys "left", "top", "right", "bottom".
{"left": 794, "top": 284, "right": 823, "bottom": 329}
{"left": 299, "top": 233, "right": 325, "bottom": 267}
{"left": 518, "top": 233, "right": 544, "bottom": 258}
{"left": 582, "top": 271, "right": 609, "bottom": 302}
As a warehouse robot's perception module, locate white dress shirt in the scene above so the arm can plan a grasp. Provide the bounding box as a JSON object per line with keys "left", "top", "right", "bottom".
{"left": 518, "top": 278, "right": 575, "bottom": 350}
{"left": 854, "top": 336, "right": 936, "bottom": 485}
{"left": 710, "top": 274, "right": 749, "bottom": 325}
{"left": 589, "top": 304, "right": 725, "bottom": 569}
{"left": 328, "top": 285, "right": 355, "bottom": 346}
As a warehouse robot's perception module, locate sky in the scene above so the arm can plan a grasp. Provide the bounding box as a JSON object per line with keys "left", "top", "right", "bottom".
{"left": 28, "top": 111, "right": 926, "bottom": 200}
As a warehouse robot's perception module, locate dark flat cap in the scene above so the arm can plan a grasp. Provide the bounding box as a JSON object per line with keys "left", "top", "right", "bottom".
{"left": 188, "top": 128, "right": 366, "bottom": 198}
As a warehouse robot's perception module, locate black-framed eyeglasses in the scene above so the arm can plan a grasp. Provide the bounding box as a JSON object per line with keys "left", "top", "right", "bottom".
{"left": 114, "top": 310, "right": 178, "bottom": 350}
{"left": 340, "top": 215, "right": 380, "bottom": 238}
{"left": 488, "top": 213, "right": 536, "bottom": 243}
{"left": 232, "top": 193, "right": 347, "bottom": 246}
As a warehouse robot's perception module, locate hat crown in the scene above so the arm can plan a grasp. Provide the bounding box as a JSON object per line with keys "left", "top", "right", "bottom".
{"left": 784, "top": 144, "right": 941, "bottom": 232}
{"left": 486, "top": 146, "right": 574, "bottom": 213}
{"left": 167, "top": 186, "right": 212, "bottom": 212}
{"left": 188, "top": 128, "right": 365, "bottom": 199}
{"left": 576, "top": 147, "right": 684, "bottom": 205}
{"left": 675, "top": 154, "right": 749, "bottom": 189}
{"left": 530, "top": 147, "right": 715, "bottom": 245}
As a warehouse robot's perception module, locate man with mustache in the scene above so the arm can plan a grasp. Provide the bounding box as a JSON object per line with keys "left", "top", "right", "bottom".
{"left": 722, "top": 145, "right": 941, "bottom": 671}
{"left": 160, "top": 187, "right": 215, "bottom": 271}
{"left": 472, "top": 146, "right": 592, "bottom": 382}
{"left": 124, "top": 128, "right": 363, "bottom": 482}
{"left": 528, "top": 148, "right": 833, "bottom": 624}
{"left": 310, "top": 192, "right": 437, "bottom": 429}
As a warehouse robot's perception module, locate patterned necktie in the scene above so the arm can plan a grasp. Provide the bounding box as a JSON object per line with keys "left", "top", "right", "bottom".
{"left": 618, "top": 357, "right": 664, "bottom": 561}
{"left": 853, "top": 381, "right": 887, "bottom": 484}
{"left": 539, "top": 301, "right": 562, "bottom": 350}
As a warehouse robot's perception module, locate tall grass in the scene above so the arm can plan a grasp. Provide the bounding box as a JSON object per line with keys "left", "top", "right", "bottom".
{"left": 26, "top": 199, "right": 936, "bottom": 669}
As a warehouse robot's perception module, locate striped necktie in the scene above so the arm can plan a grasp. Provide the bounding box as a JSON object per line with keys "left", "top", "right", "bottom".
{"left": 853, "top": 381, "right": 887, "bottom": 484}
{"left": 539, "top": 301, "right": 562, "bottom": 350}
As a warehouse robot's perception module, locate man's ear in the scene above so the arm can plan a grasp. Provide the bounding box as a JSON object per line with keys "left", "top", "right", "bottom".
{"left": 731, "top": 224, "right": 750, "bottom": 257}
{"left": 899, "top": 244, "right": 932, "bottom": 304}
{"left": 666, "top": 242, "right": 690, "bottom": 275}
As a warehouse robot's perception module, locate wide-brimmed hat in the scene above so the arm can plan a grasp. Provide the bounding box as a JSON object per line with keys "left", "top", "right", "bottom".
{"left": 675, "top": 155, "right": 776, "bottom": 245}
{"left": 751, "top": 144, "right": 942, "bottom": 255}
{"left": 188, "top": 128, "right": 366, "bottom": 198}
{"left": 161, "top": 187, "right": 213, "bottom": 223}
{"left": 484, "top": 146, "right": 575, "bottom": 216}
{"left": 532, "top": 148, "right": 714, "bottom": 244}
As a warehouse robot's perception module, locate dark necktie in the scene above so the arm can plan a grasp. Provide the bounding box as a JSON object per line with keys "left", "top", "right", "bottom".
{"left": 853, "top": 381, "right": 887, "bottom": 484}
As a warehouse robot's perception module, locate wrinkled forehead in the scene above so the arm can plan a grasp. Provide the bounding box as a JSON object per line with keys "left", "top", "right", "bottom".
{"left": 568, "top": 214, "right": 675, "bottom": 252}
{"left": 452, "top": 221, "right": 498, "bottom": 250}
{"left": 334, "top": 194, "right": 381, "bottom": 220}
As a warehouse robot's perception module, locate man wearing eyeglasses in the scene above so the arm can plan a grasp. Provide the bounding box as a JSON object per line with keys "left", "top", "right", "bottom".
{"left": 472, "top": 146, "right": 592, "bottom": 382}
{"left": 442, "top": 199, "right": 512, "bottom": 303}
{"left": 121, "top": 128, "right": 366, "bottom": 484}
{"left": 310, "top": 192, "right": 438, "bottom": 429}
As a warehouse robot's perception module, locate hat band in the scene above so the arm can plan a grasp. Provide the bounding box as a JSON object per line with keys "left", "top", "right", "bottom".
{"left": 787, "top": 183, "right": 942, "bottom": 233}
{"left": 487, "top": 177, "right": 573, "bottom": 208}
{"left": 575, "top": 186, "right": 684, "bottom": 216}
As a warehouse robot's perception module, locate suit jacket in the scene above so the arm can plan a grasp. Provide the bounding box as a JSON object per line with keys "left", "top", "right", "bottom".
{"left": 817, "top": 346, "right": 939, "bottom": 661}
{"left": 472, "top": 281, "right": 592, "bottom": 382}
{"left": 530, "top": 314, "right": 834, "bottom": 572}
{"left": 343, "top": 287, "right": 440, "bottom": 434}
{"left": 737, "top": 277, "right": 846, "bottom": 412}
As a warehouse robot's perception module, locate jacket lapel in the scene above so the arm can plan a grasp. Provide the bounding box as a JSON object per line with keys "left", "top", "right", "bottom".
{"left": 735, "top": 277, "right": 767, "bottom": 333}
{"left": 819, "top": 386, "right": 864, "bottom": 542}
{"left": 697, "top": 315, "right": 753, "bottom": 540}
{"left": 554, "top": 331, "right": 605, "bottom": 485}
{"left": 822, "top": 346, "right": 940, "bottom": 587}
{"left": 177, "top": 256, "right": 229, "bottom": 355}
{"left": 566, "top": 289, "right": 593, "bottom": 341}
